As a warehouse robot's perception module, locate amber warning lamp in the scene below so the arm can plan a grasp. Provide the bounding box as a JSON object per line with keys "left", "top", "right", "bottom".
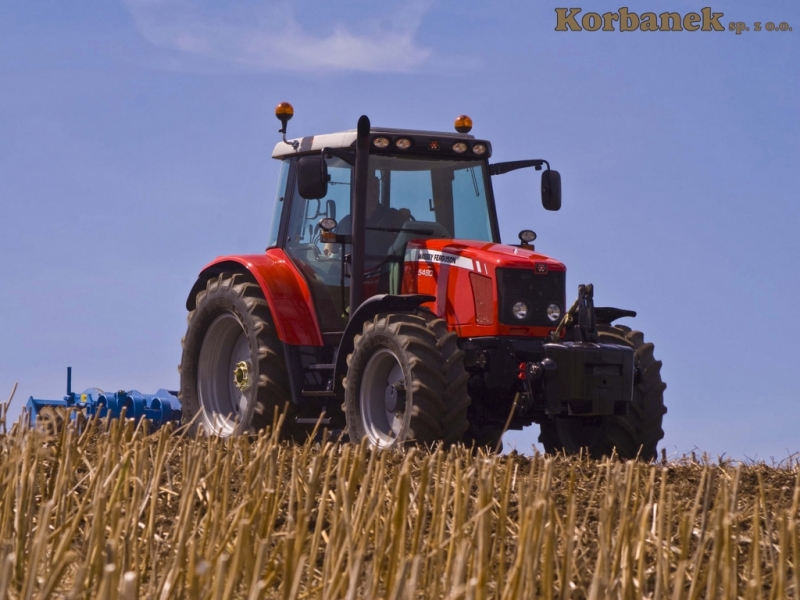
{"left": 275, "top": 101, "right": 299, "bottom": 149}
{"left": 454, "top": 115, "right": 473, "bottom": 134}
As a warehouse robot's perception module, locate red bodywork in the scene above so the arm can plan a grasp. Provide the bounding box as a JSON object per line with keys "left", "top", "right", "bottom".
{"left": 401, "top": 239, "right": 566, "bottom": 338}
{"left": 201, "top": 240, "right": 565, "bottom": 346}
{"left": 201, "top": 250, "right": 324, "bottom": 346}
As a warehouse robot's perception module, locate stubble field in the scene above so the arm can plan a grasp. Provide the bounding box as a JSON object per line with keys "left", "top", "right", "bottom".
{"left": 1, "top": 395, "right": 799, "bottom": 599}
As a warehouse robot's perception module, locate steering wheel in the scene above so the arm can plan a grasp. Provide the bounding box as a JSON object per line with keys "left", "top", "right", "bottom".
{"left": 309, "top": 224, "right": 334, "bottom": 261}
{"left": 309, "top": 222, "right": 321, "bottom": 245}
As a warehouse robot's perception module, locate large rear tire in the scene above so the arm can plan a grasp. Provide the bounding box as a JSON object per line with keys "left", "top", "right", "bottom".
{"left": 343, "top": 310, "right": 470, "bottom": 448}
{"left": 179, "top": 272, "right": 295, "bottom": 436}
{"left": 538, "top": 324, "right": 666, "bottom": 460}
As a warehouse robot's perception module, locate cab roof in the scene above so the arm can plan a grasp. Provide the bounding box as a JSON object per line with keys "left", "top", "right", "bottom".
{"left": 271, "top": 127, "right": 477, "bottom": 158}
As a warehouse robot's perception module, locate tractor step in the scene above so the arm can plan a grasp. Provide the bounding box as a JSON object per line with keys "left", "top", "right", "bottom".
{"left": 307, "top": 363, "right": 335, "bottom": 370}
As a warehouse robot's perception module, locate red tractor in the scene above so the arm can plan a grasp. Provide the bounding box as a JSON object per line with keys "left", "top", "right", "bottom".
{"left": 179, "top": 103, "right": 666, "bottom": 459}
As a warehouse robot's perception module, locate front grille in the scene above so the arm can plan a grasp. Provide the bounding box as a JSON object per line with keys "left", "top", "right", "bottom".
{"left": 497, "top": 268, "right": 566, "bottom": 327}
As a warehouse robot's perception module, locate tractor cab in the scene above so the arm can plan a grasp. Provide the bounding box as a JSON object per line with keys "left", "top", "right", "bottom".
{"left": 271, "top": 127, "right": 502, "bottom": 332}
{"left": 269, "top": 106, "right": 561, "bottom": 334}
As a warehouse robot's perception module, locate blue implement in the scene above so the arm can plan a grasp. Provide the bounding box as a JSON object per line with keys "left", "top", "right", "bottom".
{"left": 26, "top": 367, "right": 182, "bottom": 430}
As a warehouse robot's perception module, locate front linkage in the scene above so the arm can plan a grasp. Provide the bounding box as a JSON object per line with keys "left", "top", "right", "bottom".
{"left": 522, "top": 284, "right": 635, "bottom": 418}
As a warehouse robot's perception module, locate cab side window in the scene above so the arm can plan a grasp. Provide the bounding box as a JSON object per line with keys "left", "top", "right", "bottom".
{"left": 267, "top": 160, "right": 291, "bottom": 248}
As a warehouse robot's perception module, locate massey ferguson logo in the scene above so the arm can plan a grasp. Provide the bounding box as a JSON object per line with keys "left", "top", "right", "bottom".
{"left": 419, "top": 252, "right": 456, "bottom": 265}
{"left": 535, "top": 263, "right": 548, "bottom": 275}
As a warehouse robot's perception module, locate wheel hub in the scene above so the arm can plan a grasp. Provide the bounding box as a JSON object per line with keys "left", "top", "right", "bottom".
{"left": 233, "top": 361, "right": 250, "bottom": 391}
{"left": 384, "top": 381, "right": 406, "bottom": 413}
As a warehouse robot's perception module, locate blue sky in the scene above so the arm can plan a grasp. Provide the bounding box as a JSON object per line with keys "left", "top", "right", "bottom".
{"left": 1, "top": 1, "right": 798, "bottom": 460}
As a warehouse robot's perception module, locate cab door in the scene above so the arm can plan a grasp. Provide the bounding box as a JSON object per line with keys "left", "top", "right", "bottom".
{"left": 282, "top": 156, "right": 353, "bottom": 333}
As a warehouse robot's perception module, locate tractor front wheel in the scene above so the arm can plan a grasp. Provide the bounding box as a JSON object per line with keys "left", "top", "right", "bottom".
{"left": 179, "top": 272, "right": 294, "bottom": 436}
{"left": 538, "top": 324, "right": 667, "bottom": 460}
{"left": 343, "top": 310, "right": 470, "bottom": 448}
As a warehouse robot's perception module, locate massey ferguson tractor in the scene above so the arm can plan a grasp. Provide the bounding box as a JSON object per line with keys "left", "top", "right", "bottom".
{"left": 178, "top": 103, "right": 666, "bottom": 459}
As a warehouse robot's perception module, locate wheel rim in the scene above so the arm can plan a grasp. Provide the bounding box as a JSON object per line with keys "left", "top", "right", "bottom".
{"left": 359, "top": 348, "right": 406, "bottom": 447}
{"left": 197, "top": 313, "right": 251, "bottom": 436}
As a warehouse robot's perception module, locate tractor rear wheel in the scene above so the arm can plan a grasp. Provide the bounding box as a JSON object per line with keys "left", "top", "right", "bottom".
{"left": 538, "top": 324, "right": 667, "bottom": 460}
{"left": 343, "top": 310, "right": 470, "bottom": 448}
{"left": 179, "top": 272, "right": 294, "bottom": 436}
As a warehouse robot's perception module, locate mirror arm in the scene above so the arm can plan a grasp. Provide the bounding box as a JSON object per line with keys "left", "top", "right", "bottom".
{"left": 489, "top": 159, "right": 550, "bottom": 176}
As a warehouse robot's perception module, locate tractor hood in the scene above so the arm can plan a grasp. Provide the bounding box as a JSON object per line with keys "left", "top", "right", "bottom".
{"left": 401, "top": 238, "right": 566, "bottom": 338}
{"left": 404, "top": 238, "right": 566, "bottom": 273}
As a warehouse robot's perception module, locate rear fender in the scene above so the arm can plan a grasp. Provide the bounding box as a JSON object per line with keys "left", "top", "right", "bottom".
{"left": 333, "top": 294, "right": 435, "bottom": 394}
{"left": 186, "top": 250, "right": 324, "bottom": 346}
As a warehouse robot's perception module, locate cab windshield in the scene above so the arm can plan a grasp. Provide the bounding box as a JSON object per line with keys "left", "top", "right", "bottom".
{"left": 367, "top": 155, "right": 496, "bottom": 243}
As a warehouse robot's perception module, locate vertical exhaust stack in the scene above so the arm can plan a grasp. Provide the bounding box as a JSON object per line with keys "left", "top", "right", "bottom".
{"left": 349, "top": 115, "right": 370, "bottom": 316}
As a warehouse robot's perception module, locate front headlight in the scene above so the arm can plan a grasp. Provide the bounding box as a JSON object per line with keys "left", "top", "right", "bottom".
{"left": 512, "top": 301, "right": 528, "bottom": 320}
{"left": 547, "top": 303, "right": 562, "bottom": 322}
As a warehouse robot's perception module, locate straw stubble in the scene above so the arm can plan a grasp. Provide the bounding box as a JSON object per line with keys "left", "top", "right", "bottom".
{"left": 0, "top": 410, "right": 799, "bottom": 598}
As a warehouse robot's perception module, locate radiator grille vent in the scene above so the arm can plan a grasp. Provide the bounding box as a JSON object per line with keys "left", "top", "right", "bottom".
{"left": 497, "top": 268, "right": 566, "bottom": 327}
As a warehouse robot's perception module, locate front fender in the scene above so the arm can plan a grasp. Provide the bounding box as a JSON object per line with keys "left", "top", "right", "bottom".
{"left": 186, "top": 250, "right": 324, "bottom": 346}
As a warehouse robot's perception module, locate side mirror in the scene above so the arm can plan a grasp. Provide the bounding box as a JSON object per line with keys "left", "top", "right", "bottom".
{"left": 298, "top": 156, "right": 329, "bottom": 199}
{"left": 541, "top": 169, "right": 561, "bottom": 211}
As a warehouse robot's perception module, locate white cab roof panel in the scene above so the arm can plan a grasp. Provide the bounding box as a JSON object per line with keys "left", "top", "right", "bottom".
{"left": 272, "top": 131, "right": 357, "bottom": 158}
{"left": 271, "top": 128, "right": 476, "bottom": 158}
